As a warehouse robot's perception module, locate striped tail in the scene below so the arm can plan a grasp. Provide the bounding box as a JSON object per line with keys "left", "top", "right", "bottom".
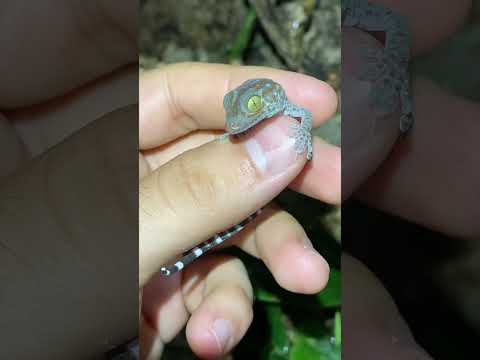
{"left": 160, "top": 208, "right": 263, "bottom": 277}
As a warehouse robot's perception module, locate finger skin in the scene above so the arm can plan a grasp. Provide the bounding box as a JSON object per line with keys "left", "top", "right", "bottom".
{"left": 141, "top": 272, "right": 188, "bottom": 345}
{"left": 356, "top": 78, "right": 480, "bottom": 240}
{"left": 0, "top": 1, "right": 137, "bottom": 108}
{"left": 182, "top": 256, "right": 254, "bottom": 359}
{"left": 0, "top": 107, "right": 138, "bottom": 359}
{"left": 369, "top": 0, "right": 471, "bottom": 57}
{"left": 139, "top": 116, "right": 309, "bottom": 285}
{"left": 140, "top": 271, "right": 188, "bottom": 360}
{"left": 341, "top": 28, "right": 400, "bottom": 201}
{"left": 139, "top": 62, "right": 338, "bottom": 149}
{"left": 232, "top": 206, "right": 330, "bottom": 294}
{"left": 142, "top": 131, "right": 341, "bottom": 205}
{"left": 290, "top": 137, "right": 341, "bottom": 204}
{"left": 343, "top": 254, "right": 433, "bottom": 359}
{"left": 8, "top": 64, "right": 138, "bottom": 158}
{"left": 140, "top": 315, "right": 164, "bottom": 360}
{"left": 140, "top": 256, "right": 253, "bottom": 359}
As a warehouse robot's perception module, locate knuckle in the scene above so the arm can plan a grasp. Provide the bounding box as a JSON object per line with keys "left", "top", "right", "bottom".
{"left": 174, "top": 154, "right": 227, "bottom": 214}
{"left": 206, "top": 256, "right": 254, "bottom": 306}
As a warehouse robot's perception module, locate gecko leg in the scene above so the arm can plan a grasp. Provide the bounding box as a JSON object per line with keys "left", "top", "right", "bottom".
{"left": 343, "top": 0, "right": 414, "bottom": 135}
{"left": 160, "top": 208, "right": 263, "bottom": 277}
{"left": 284, "top": 103, "right": 313, "bottom": 161}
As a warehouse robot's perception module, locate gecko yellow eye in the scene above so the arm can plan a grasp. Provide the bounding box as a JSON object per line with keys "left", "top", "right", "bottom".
{"left": 247, "top": 95, "right": 263, "bottom": 113}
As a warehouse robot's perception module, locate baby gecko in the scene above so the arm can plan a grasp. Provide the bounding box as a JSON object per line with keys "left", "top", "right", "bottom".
{"left": 160, "top": 78, "right": 313, "bottom": 277}
{"left": 342, "top": 0, "right": 414, "bottom": 133}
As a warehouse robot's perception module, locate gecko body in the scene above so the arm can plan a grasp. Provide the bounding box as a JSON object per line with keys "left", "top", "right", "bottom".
{"left": 160, "top": 78, "right": 313, "bottom": 277}
{"left": 342, "top": 0, "right": 414, "bottom": 133}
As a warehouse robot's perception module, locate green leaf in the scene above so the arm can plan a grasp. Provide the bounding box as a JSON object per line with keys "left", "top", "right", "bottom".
{"left": 255, "top": 287, "right": 282, "bottom": 304}
{"left": 316, "top": 269, "right": 341, "bottom": 308}
{"left": 265, "top": 305, "right": 292, "bottom": 359}
{"left": 289, "top": 335, "right": 340, "bottom": 360}
{"left": 227, "top": 7, "right": 257, "bottom": 63}
{"left": 334, "top": 311, "right": 341, "bottom": 347}
{"left": 314, "top": 113, "right": 341, "bottom": 146}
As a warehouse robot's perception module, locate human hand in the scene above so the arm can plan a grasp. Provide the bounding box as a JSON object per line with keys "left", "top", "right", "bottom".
{"left": 0, "top": 2, "right": 138, "bottom": 359}
{"left": 342, "top": 0, "right": 479, "bottom": 239}
{"left": 343, "top": 254, "right": 433, "bottom": 359}
{"left": 0, "top": 0, "right": 136, "bottom": 109}
{"left": 139, "top": 62, "right": 340, "bottom": 358}
{"left": 0, "top": 0, "right": 136, "bottom": 169}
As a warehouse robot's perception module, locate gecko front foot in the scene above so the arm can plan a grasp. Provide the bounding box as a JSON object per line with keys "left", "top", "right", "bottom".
{"left": 284, "top": 103, "right": 313, "bottom": 161}
{"left": 289, "top": 122, "right": 313, "bottom": 161}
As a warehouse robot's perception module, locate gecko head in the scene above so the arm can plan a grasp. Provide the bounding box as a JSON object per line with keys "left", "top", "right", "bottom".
{"left": 223, "top": 79, "right": 287, "bottom": 134}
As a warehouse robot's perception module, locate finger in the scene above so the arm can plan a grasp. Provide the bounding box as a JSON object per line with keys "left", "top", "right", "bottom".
{"left": 140, "top": 272, "right": 188, "bottom": 360}
{"left": 139, "top": 314, "right": 164, "bottom": 360}
{"left": 182, "top": 256, "right": 253, "bottom": 359}
{"left": 139, "top": 114, "right": 311, "bottom": 285}
{"left": 0, "top": 1, "right": 136, "bottom": 108}
{"left": 341, "top": 28, "right": 400, "bottom": 201}
{"left": 10, "top": 64, "right": 138, "bottom": 158}
{"left": 141, "top": 272, "right": 188, "bottom": 345}
{"left": 141, "top": 131, "right": 220, "bottom": 173}
{"left": 368, "top": 0, "right": 471, "bottom": 57}
{"left": 232, "top": 206, "right": 330, "bottom": 294}
{"left": 142, "top": 131, "right": 340, "bottom": 204}
{"left": 290, "top": 136, "right": 341, "bottom": 204}
{"left": 356, "top": 77, "right": 480, "bottom": 240}
{"left": 139, "top": 62, "right": 338, "bottom": 149}
{"left": 343, "top": 254, "right": 433, "bottom": 359}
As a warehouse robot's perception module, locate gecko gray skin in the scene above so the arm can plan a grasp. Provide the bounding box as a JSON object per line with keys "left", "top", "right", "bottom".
{"left": 342, "top": 0, "right": 414, "bottom": 133}
{"left": 160, "top": 78, "right": 313, "bottom": 277}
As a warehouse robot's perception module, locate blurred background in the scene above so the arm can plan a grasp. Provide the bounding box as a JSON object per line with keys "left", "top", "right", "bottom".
{"left": 344, "top": 1, "right": 480, "bottom": 358}
{"left": 140, "top": 0, "right": 341, "bottom": 359}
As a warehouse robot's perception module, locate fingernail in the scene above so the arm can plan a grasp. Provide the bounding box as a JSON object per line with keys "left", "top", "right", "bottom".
{"left": 211, "top": 318, "right": 233, "bottom": 353}
{"left": 245, "top": 116, "right": 298, "bottom": 176}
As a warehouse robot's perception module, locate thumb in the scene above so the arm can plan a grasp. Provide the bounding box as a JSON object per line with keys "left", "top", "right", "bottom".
{"left": 341, "top": 27, "right": 402, "bottom": 200}
{"left": 343, "top": 254, "right": 433, "bottom": 359}
{"left": 139, "top": 115, "right": 307, "bottom": 285}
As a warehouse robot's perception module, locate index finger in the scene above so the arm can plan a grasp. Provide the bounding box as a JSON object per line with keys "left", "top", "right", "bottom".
{"left": 139, "top": 62, "right": 338, "bottom": 149}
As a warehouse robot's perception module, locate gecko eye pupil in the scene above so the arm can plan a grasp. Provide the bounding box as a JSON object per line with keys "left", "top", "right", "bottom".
{"left": 247, "top": 95, "right": 263, "bottom": 113}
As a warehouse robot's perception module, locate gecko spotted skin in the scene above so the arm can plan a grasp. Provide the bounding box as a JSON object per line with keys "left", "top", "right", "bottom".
{"left": 160, "top": 79, "right": 313, "bottom": 277}
{"left": 224, "top": 78, "right": 313, "bottom": 160}
{"left": 342, "top": 0, "right": 414, "bottom": 133}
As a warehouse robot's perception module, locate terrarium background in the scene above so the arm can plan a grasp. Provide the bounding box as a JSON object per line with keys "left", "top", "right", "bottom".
{"left": 140, "top": 0, "right": 341, "bottom": 359}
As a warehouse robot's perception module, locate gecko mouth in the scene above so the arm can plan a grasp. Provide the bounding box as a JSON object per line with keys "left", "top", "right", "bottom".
{"left": 228, "top": 117, "right": 265, "bottom": 135}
